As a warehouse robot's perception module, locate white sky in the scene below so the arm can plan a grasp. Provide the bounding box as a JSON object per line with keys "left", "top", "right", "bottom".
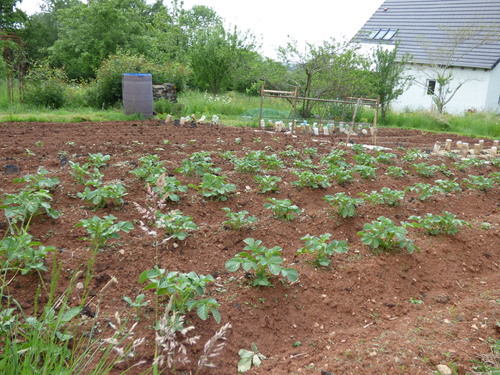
{"left": 18, "top": 0, "right": 384, "bottom": 59}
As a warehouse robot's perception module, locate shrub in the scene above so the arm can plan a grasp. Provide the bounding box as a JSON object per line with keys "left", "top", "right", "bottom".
{"left": 23, "top": 61, "right": 67, "bottom": 109}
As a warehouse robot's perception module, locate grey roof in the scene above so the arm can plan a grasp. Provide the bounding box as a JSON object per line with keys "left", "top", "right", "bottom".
{"left": 354, "top": 0, "right": 500, "bottom": 69}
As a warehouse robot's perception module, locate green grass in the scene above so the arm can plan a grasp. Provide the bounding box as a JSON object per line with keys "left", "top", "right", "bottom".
{"left": 383, "top": 111, "right": 500, "bottom": 139}
{"left": 1, "top": 79, "right": 498, "bottom": 138}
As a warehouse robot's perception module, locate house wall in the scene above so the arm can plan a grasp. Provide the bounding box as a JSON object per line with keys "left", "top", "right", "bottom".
{"left": 391, "top": 65, "right": 498, "bottom": 114}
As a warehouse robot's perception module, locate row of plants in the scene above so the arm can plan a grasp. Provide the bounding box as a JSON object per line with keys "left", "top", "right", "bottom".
{"left": 1, "top": 141, "right": 498, "bottom": 373}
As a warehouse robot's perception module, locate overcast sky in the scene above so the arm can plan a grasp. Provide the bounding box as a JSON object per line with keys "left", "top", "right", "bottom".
{"left": 18, "top": 0, "right": 385, "bottom": 59}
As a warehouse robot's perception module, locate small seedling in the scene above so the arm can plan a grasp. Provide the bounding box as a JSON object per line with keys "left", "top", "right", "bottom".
{"left": 221, "top": 208, "right": 257, "bottom": 231}
{"left": 264, "top": 198, "right": 301, "bottom": 221}
{"left": 237, "top": 343, "right": 266, "bottom": 373}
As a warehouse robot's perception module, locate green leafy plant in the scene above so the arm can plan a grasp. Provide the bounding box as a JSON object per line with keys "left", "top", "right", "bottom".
{"left": 463, "top": 175, "right": 495, "bottom": 191}
{"left": 325, "top": 165, "right": 354, "bottom": 185}
{"left": 238, "top": 343, "right": 266, "bottom": 373}
{"left": 359, "top": 187, "right": 405, "bottom": 206}
{"left": 264, "top": 198, "right": 301, "bottom": 221}
{"left": 406, "top": 182, "right": 440, "bottom": 201}
{"left": 194, "top": 173, "right": 236, "bottom": 201}
{"left": 123, "top": 293, "right": 149, "bottom": 316}
{"left": 375, "top": 151, "right": 397, "bottom": 164}
{"left": 138, "top": 266, "right": 221, "bottom": 322}
{"left": 154, "top": 210, "right": 197, "bottom": 241}
{"left": 353, "top": 152, "right": 377, "bottom": 167}
{"left": 225, "top": 238, "right": 299, "bottom": 286}
{"left": 291, "top": 170, "right": 331, "bottom": 188}
{"left": 433, "top": 178, "right": 462, "bottom": 193}
{"left": 402, "top": 148, "right": 428, "bottom": 162}
{"left": 13, "top": 167, "right": 60, "bottom": 192}
{"left": 323, "top": 193, "right": 364, "bottom": 218}
{"left": 151, "top": 174, "right": 188, "bottom": 203}
{"left": 77, "top": 183, "right": 127, "bottom": 209}
{"left": 407, "top": 211, "right": 470, "bottom": 235}
{"left": 354, "top": 165, "right": 378, "bottom": 180}
{"left": 75, "top": 215, "right": 134, "bottom": 251}
{"left": 221, "top": 208, "right": 258, "bottom": 231}
{"left": 385, "top": 166, "right": 406, "bottom": 178}
{"left": 130, "top": 154, "right": 166, "bottom": 183}
{"left": 320, "top": 149, "right": 348, "bottom": 168}
{"left": 0, "top": 232, "right": 56, "bottom": 274}
{"left": 357, "top": 216, "right": 418, "bottom": 254}
{"left": 1, "top": 189, "right": 60, "bottom": 232}
{"left": 175, "top": 151, "right": 221, "bottom": 176}
{"left": 411, "top": 162, "right": 440, "bottom": 177}
{"left": 254, "top": 175, "right": 282, "bottom": 193}
{"left": 297, "top": 233, "right": 348, "bottom": 267}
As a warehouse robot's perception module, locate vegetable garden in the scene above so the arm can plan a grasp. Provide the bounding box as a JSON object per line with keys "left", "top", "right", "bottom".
{"left": 0, "top": 120, "right": 498, "bottom": 374}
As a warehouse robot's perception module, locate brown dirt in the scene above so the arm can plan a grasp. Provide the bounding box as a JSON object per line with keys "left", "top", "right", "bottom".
{"left": 0, "top": 120, "right": 499, "bottom": 375}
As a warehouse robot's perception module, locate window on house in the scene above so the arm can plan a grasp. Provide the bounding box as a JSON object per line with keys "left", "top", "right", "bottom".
{"left": 426, "top": 80, "right": 436, "bottom": 95}
{"left": 369, "top": 29, "right": 398, "bottom": 40}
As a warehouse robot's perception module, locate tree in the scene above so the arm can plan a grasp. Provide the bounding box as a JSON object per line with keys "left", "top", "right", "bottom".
{"left": 0, "top": 0, "right": 26, "bottom": 31}
{"left": 49, "top": 0, "right": 154, "bottom": 79}
{"left": 371, "top": 42, "right": 411, "bottom": 121}
{"left": 189, "top": 25, "right": 257, "bottom": 95}
{"left": 274, "top": 39, "right": 372, "bottom": 117}
{"left": 415, "top": 24, "right": 497, "bottom": 114}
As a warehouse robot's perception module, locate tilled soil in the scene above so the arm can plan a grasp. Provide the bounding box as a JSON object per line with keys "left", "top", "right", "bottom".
{"left": 0, "top": 120, "right": 499, "bottom": 375}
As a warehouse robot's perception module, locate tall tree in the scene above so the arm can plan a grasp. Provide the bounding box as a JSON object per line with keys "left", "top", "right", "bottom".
{"left": 0, "top": 0, "right": 26, "bottom": 31}
{"left": 371, "top": 42, "right": 411, "bottom": 121}
{"left": 49, "top": 0, "right": 153, "bottom": 79}
{"left": 189, "top": 25, "right": 257, "bottom": 95}
{"left": 276, "top": 38, "right": 372, "bottom": 117}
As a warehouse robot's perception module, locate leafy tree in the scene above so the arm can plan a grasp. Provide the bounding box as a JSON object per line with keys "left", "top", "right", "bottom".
{"left": 49, "top": 0, "right": 154, "bottom": 79}
{"left": 275, "top": 38, "right": 372, "bottom": 117}
{"left": 371, "top": 42, "right": 411, "bottom": 121}
{"left": 20, "top": 0, "right": 79, "bottom": 63}
{"left": 189, "top": 25, "right": 257, "bottom": 95}
{"left": 0, "top": 0, "right": 26, "bottom": 31}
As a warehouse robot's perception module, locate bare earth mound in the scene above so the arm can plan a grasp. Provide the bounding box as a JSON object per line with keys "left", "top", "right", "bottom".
{"left": 0, "top": 120, "right": 498, "bottom": 375}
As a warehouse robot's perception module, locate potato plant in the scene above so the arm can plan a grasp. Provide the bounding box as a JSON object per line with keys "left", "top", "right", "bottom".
{"left": 225, "top": 238, "right": 299, "bottom": 286}
{"left": 297, "top": 233, "right": 348, "bottom": 267}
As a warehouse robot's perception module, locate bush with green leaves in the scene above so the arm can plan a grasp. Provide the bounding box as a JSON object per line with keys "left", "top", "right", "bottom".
{"left": 13, "top": 167, "right": 60, "bottom": 192}
{"left": 354, "top": 165, "right": 378, "bottom": 180}
{"left": 291, "top": 170, "right": 331, "bottom": 188}
{"left": 75, "top": 215, "right": 134, "bottom": 251}
{"left": 357, "top": 216, "right": 418, "bottom": 254}
{"left": 175, "top": 151, "right": 221, "bottom": 176}
{"left": 194, "top": 173, "right": 236, "bottom": 201}
{"left": 0, "top": 232, "right": 56, "bottom": 274}
{"left": 320, "top": 149, "right": 348, "bottom": 168}
{"left": 232, "top": 155, "right": 262, "bottom": 174}
{"left": 353, "top": 152, "right": 377, "bottom": 167}
{"left": 152, "top": 174, "right": 188, "bottom": 203}
{"left": 77, "top": 182, "right": 127, "bottom": 209}
{"left": 359, "top": 187, "right": 405, "bottom": 206}
{"left": 433, "top": 178, "right": 462, "bottom": 193}
{"left": 375, "top": 151, "right": 397, "bottom": 164}
{"left": 154, "top": 210, "right": 197, "bottom": 241}
{"left": 323, "top": 192, "right": 363, "bottom": 218}
{"left": 264, "top": 198, "right": 301, "bottom": 221}
{"left": 139, "top": 266, "right": 221, "bottom": 322}
{"left": 411, "top": 162, "right": 440, "bottom": 178}
{"left": 402, "top": 148, "right": 428, "bottom": 162}
{"left": 221, "top": 208, "right": 257, "bottom": 230}
{"left": 297, "top": 233, "right": 348, "bottom": 267}
{"left": 325, "top": 165, "right": 354, "bottom": 185}
{"left": 463, "top": 175, "right": 495, "bottom": 191}
{"left": 225, "top": 238, "right": 298, "bottom": 286}
{"left": 407, "top": 211, "right": 470, "bottom": 236}
{"left": 406, "top": 182, "right": 440, "bottom": 201}
{"left": 130, "top": 154, "right": 166, "bottom": 183}
{"left": 385, "top": 166, "right": 406, "bottom": 178}
{"left": 1, "top": 188, "right": 60, "bottom": 232}
{"left": 23, "top": 61, "right": 68, "bottom": 109}
{"left": 254, "top": 175, "right": 281, "bottom": 193}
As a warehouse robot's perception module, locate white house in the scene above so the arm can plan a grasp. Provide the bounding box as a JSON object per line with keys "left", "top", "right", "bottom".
{"left": 354, "top": 0, "right": 500, "bottom": 114}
